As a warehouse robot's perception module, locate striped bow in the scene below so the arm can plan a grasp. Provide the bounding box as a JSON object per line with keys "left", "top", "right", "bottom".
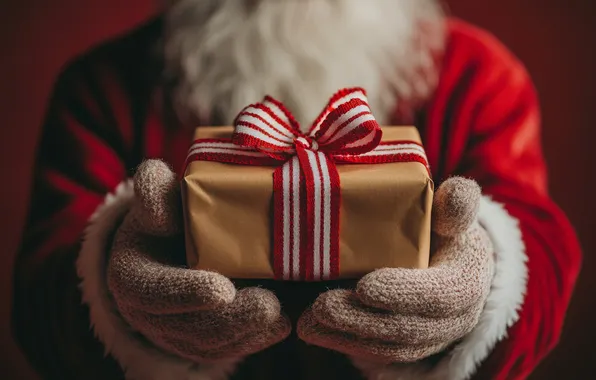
{"left": 185, "top": 88, "right": 429, "bottom": 281}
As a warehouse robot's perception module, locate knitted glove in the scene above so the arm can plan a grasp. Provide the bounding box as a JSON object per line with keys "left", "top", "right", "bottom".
{"left": 106, "top": 159, "right": 291, "bottom": 363}
{"left": 297, "top": 177, "right": 494, "bottom": 363}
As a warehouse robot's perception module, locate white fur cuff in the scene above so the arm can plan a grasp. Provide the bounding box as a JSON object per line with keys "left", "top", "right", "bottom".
{"left": 76, "top": 181, "right": 238, "bottom": 380}
{"left": 352, "top": 195, "right": 528, "bottom": 380}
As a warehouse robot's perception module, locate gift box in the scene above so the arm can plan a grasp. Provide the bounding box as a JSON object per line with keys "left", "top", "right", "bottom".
{"left": 181, "top": 89, "right": 433, "bottom": 281}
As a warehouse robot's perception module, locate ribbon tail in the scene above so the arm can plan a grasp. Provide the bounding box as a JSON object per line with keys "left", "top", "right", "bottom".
{"left": 296, "top": 147, "right": 314, "bottom": 281}
{"left": 296, "top": 148, "right": 340, "bottom": 281}
{"left": 273, "top": 157, "right": 302, "bottom": 281}
{"left": 321, "top": 153, "right": 341, "bottom": 280}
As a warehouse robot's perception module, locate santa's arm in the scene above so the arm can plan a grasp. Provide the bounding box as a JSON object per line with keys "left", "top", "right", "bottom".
{"left": 435, "top": 22, "right": 582, "bottom": 379}
{"left": 11, "top": 59, "right": 129, "bottom": 379}
{"left": 12, "top": 57, "right": 231, "bottom": 380}
{"left": 355, "top": 21, "right": 582, "bottom": 380}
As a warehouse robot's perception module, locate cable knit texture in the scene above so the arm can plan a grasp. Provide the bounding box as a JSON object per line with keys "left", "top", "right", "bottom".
{"left": 107, "top": 159, "right": 291, "bottom": 363}
{"left": 297, "top": 177, "right": 495, "bottom": 363}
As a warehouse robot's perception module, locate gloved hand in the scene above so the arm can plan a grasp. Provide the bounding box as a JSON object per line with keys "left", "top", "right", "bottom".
{"left": 297, "top": 177, "right": 494, "bottom": 363}
{"left": 107, "top": 159, "right": 291, "bottom": 363}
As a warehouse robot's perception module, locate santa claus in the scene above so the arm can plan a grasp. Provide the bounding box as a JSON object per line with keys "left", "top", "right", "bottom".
{"left": 13, "top": 0, "right": 582, "bottom": 379}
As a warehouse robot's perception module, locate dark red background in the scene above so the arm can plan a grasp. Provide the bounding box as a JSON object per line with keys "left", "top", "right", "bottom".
{"left": 1, "top": 1, "right": 595, "bottom": 378}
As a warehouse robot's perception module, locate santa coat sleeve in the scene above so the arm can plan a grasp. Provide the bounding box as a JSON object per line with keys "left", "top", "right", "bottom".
{"left": 12, "top": 52, "right": 237, "bottom": 380}
{"left": 354, "top": 19, "right": 582, "bottom": 380}
{"left": 12, "top": 57, "right": 129, "bottom": 380}
{"left": 450, "top": 22, "right": 583, "bottom": 380}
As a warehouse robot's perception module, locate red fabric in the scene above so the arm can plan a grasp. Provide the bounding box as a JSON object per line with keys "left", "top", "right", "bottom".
{"left": 429, "top": 21, "right": 583, "bottom": 380}
{"left": 12, "top": 16, "right": 582, "bottom": 380}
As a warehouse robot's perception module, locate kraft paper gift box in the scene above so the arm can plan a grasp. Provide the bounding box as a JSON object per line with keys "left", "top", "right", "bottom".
{"left": 181, "top": 125, "right": 434, "bottom": 281}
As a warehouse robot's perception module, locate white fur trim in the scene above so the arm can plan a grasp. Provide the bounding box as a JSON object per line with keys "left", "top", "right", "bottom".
{"left": 352, "top": 195, "right": 528, "bottom": 380}
{"left": 76, "top": 180, "right": 238, "bottom": 380}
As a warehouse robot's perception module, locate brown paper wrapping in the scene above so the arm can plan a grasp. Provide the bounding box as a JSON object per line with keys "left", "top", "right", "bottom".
{"left": 181, "top": 126, "right": 433, "bottom": 280}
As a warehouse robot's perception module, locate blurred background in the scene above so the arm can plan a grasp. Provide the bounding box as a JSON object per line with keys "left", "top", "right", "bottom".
{"left": 1, "top": 0, "right": 595, "bottom": 378}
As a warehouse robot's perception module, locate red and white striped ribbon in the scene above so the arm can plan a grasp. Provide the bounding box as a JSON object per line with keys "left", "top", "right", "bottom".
{"left": 185, "top": 88, "right": 429, "bottom": 281}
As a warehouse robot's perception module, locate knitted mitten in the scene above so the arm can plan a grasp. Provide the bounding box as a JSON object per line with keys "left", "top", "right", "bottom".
{"left": 107, "top": 160, "right": 291, "bottom": 363}
{"left": 297, "top": 177, "right": 495, "bottom": 363}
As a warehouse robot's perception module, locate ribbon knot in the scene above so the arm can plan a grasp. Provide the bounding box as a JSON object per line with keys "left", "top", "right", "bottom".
{"left": 294, "top": 137, "right": 318, "bottom": 151}
{"left": 185, "top": 87, "right": 430, "bottom": 281}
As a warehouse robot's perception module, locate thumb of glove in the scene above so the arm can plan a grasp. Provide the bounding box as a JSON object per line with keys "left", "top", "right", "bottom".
{"left": 130, "top": 159, "right": 182, "bottom": 236}
{"left": 432, "top": 177, "right": 481, "bottom": 237}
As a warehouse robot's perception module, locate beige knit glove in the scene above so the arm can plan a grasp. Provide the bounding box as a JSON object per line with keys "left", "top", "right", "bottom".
{"left": 106, "top": 160, "right": 291, "bottom": 363}
{"left": 297, "top": 177, "right": 494, "bottom": 363}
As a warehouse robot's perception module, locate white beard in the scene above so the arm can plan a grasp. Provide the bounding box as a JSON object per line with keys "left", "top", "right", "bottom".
{"left": 163, "top": 0, "right": 445, "bottom": 128}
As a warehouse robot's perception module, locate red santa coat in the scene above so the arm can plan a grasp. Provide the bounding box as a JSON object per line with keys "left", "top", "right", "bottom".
{"left": 12, "top": 15, "right": 582, "bottom": 380}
